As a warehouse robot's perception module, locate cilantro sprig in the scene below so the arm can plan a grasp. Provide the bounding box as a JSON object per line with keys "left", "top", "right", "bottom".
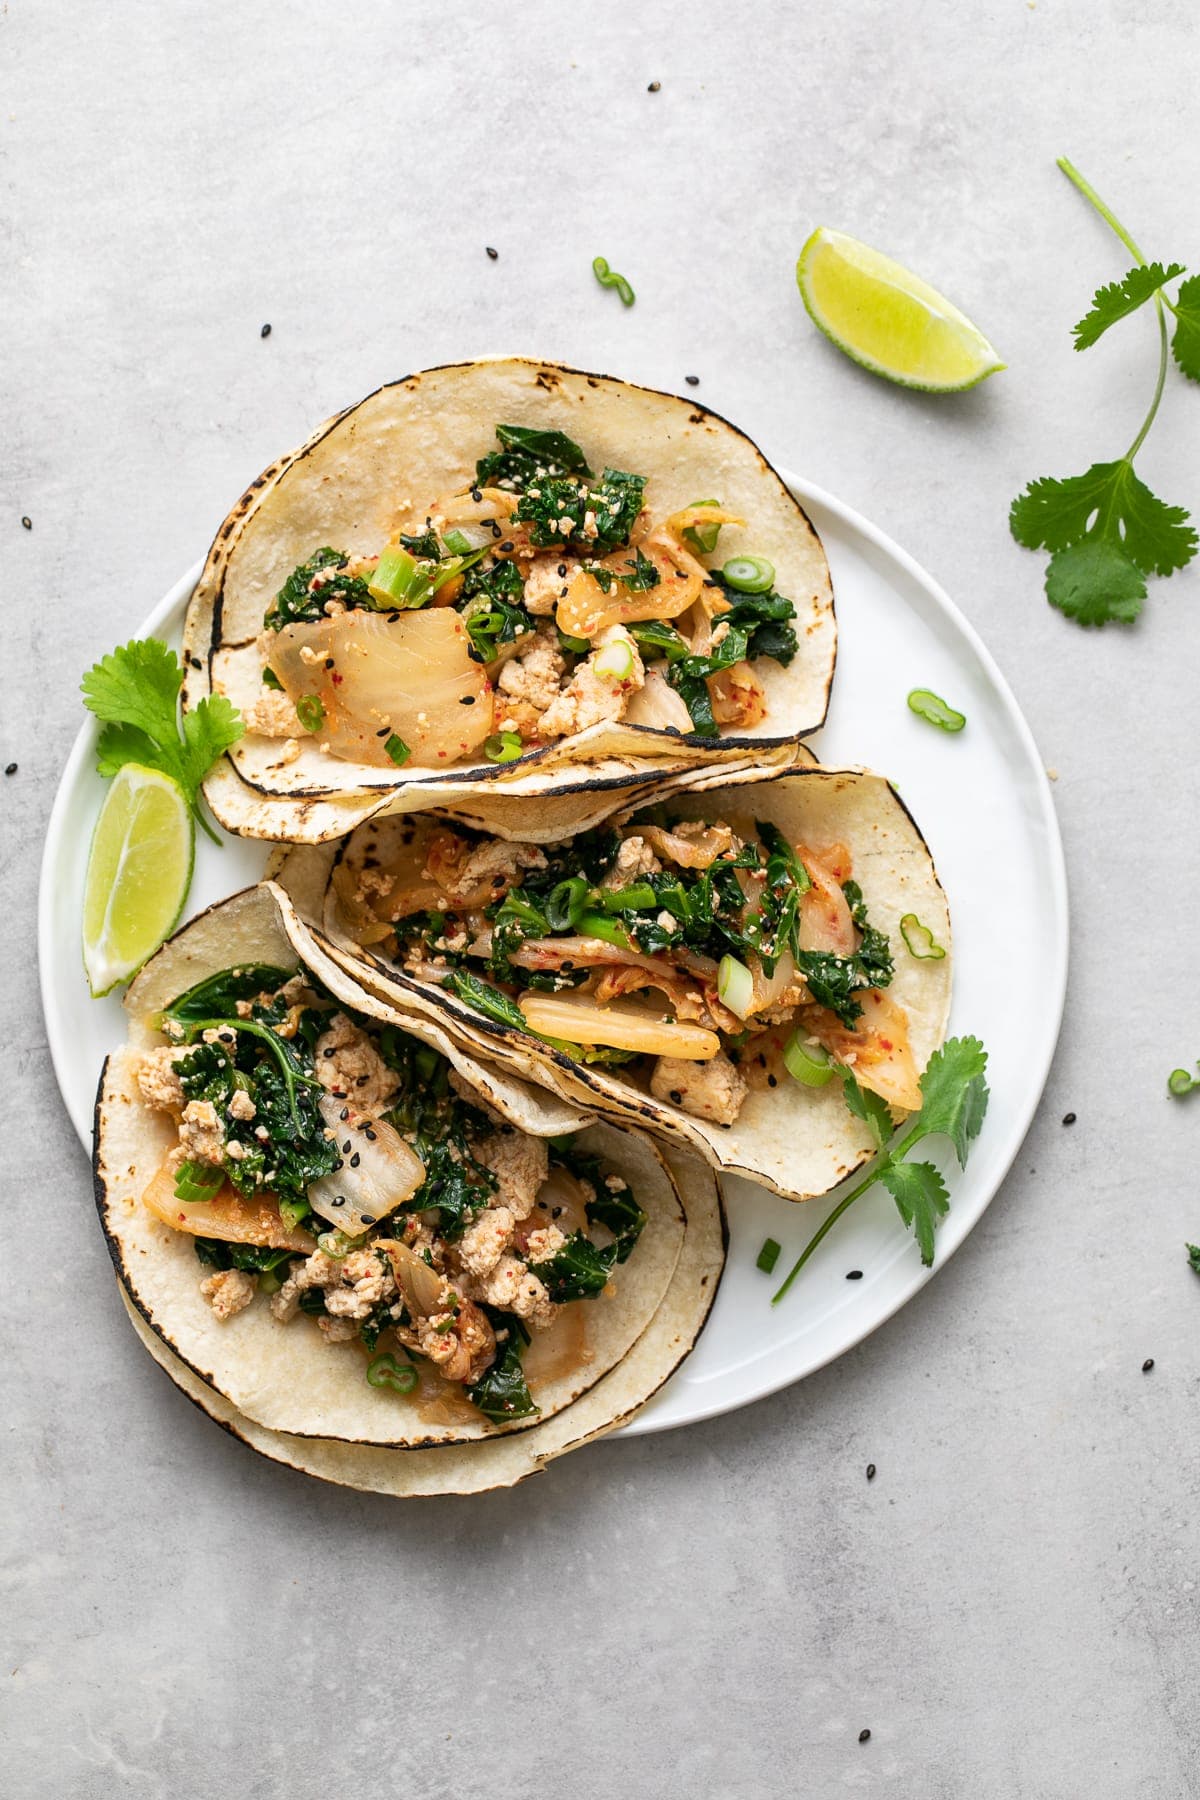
{"left": 81, "top": 638, "right": 243, "bottom": 844}
{"left": 772, "top": 1036, "right": 990, "bottom": 1302}
{"left": 1010, "top": 158, "right": 1200, "bottom": 627}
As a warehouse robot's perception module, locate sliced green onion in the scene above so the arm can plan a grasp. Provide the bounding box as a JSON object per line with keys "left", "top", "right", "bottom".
{"left": 557, "top": 628, "right": 591, "bottom": 655}
{"left": 316, "top": 1227, "right": 366, "bottom": 1259}
{"left": 682, "top": 500, "right": 723, "bottom": 557}
{"left": 174, "top": 1159, "right": 224, "bottom": 1203}
{"left": 907, "top": 688, "right": 966, "bottom": 733}
{"left": 722, "top": 554, "right": 775, "bottom": 594}
{"left": 277, "top": 1197, "right": 310, "bottom": 1233}
{"left": 1167, "top": 1066, "right": 1199, "bottom": 1097}
{"left": 295, "top": 694, "right": 325, "bottom": 733}
{"left": 592, "top": 255, "right": 635, "bottom": 307}
{"left": 384, "top": 733, "right": 411, "bottom": 767}
{"left": 593, "top": 637, "right": 635, "bottom": 681}
{"left": 783, "top": 1034, "right": 835, "bottom": 1088}
{"left": 717, "top": 953, "right": 754, "bottom": 1019}
{"left": 899, "top": 913, "right": 946, "bottom": 960}
{"left": 366, "top": 1352, "right": 418, "bottom": 1395}
{"left": 546, "top": 877, "right": 590, "bottom": 931}
{"left": 413, "top": 1045, "right": 440, "bottom": 1084}
{"left": 258, "top": 1268, "right": 283, "bottom": 1295}
{"left": 484, "top": 731, "right": 524, "bottom": 763}
{"left": 575, "top": 911, "right": 636, "bottom": 951}
{"left": 599, "top": 882, "right": 658, "bottom": 914}
{"left": 368, "top": 544, "right": 433, "bottom": 609}
{"left": 442, "top": 529, "right": 473, "bottom": 556}
{"left": 261, "top": 666, "right": 283, "bottom": 692}
{"left": 756, "top": 1237, "right": 782, "bottom": 1275}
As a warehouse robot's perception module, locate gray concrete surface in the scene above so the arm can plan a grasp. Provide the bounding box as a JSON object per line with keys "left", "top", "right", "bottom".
{"left": 4, "top": 2, "right": 1199, "bottom": 1794}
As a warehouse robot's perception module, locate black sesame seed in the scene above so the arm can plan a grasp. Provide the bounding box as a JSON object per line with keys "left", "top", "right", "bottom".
{"left": 485, "top": 246, "right": 498, "bottom": 260}
{"left": 364, "top": 1128, "right": 376, "bottom": 1141}
{"left": 1142, "top": 1357, "right": 1155, "bottom": 1372}
{"left": 342, "top": 1140, "right": 352, "bottom": 1154}
{"left": 557, "top": 563, "right": 567, "bottom": 577}
{"left": 846, "top": 1269, "right": 863, "bottom": 1281}
{"left": 669, "top": 1089, "right": 683, "bottom": 1104}
{"left": 685, "top": 375, "right": 700, "bottom": 386}
{"left": 376, "top": 726, "right": 391, "bottom": 737}
{"left": 260, "top": 322, "right": 272, "bottom": 338}
{"left": 324, "top": 658, "right": 335, "bottom": 670}
{"left": 188, "top": 654, "right": 202, "bottom": 670}
{"left": 360, "top": 1214, "right": 375, "bottom": 1225}
{"left": 767, "top": 1073, "right": 778, "bottom": 1088}
{"left": 858, "top": 1729, "right": 871, "bottom": 1744}
{"left": 356, "top": 1073, "right": 370, "bottom": 1086}
{"left": 647, "top": 79, "right": 661, "bottom": 91}
{"left": 460, "top": 696, "right": 475, "bottom": 705}
{"left": 331, "top": 1195, "right": 345, "bottom": 1207}
{"left": 1062, "top": 1111, "right": 1076, "bottom": 1125}
{"left": 20, "top": 516, "right": 32, "bottom": 530}
{"left": 323, "top": 1047, "right": 336, "bottom": 1058}
{"left": 4, "top": 763, "right": 16, "bottom": 776}
{"left": 866, "top": 1463, "right": 876, "bottom": 1481}
{"left": 338, "top": 1105, "right": 349, "bottom": 1118}
{"left": 552, "top": 1205, "right": 562, "bottom": 1219}
{"left": 350, "top": 1152, "right": 361, "bottom": 1168}
{"left": 470, "top": 488, "right": 483, "bottom": 503}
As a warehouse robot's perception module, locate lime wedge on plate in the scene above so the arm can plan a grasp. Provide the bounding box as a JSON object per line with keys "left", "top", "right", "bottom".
{"left": 797, "top": 227, "right": 1005, "bottom": 391}
{"left": 83, "top": 763, "right": 194, "bottom": 995}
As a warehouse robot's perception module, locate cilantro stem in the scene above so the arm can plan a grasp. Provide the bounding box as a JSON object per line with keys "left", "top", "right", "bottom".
{"left": 1057, "top": 155, "right": 1171, "bottom": 463}
{"left": 770, "top": 1116, "right": 923, "bottom": 1304}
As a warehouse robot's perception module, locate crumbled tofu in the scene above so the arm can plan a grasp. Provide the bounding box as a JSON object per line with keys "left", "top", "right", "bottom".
{"left": 314, "top": 1013, "right": 400, "bottom": 1114}
{"left": 322, "top": 1249, "right": 395, "bottom": 1321}
{"left": 602, "top": 834, "right": 662, "bottom": 887}
{"left": 537, "top": 626, "right": 645, "bottom": 739}
{"left": 476, "top": 1130, "right": 549, "bottom": 1220}
{"left": 525, "top": 1224, "right": 568, "bottom": 1264}
{"left": 199, "top": 1267, "right": 257, "bottom": 1320}
{"left": 522, "top": 555, "right": 569, "bottom": 615}
{"left": 242, "top": 688, "right": 309, "bottom": 737}
{"left": 650, "top": 1050, "right": 748, "bottom": 1126}
{"left": 137, "top": 1046, "right": 185, "bottom": 1112}
{"left": 472, "top": 1252, "right": 555, "bottom": 1325}
{"left": 446, "top": 839, "right": 547, "bottom": 903}
{"left": 457, "top": 1206, "right": 516, "bottom": 1277}
{"left": 496, "top": 623, "right": 567, "bottom": 713}
{"left": 228, "top": 1088, "right": 257, "bottom": 1122}
{"left": 179, "top": 1099, "right": 225, "bottom": 1164}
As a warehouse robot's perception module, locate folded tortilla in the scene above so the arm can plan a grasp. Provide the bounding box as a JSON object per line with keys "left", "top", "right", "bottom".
{"left": 317, "top": 765, "right": 953, "bottom": 1202}
{"left": 183, "top": 357, "right": 834, "bottom": 843}
{"left": 94, "top": 882, "right": 699, "bottom": 1450}
{"left": 115, "top": 1145, "right": 724, "bottom": 1497}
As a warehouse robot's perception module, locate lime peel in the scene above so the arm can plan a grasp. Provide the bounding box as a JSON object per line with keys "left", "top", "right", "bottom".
{"left": 796, "top": 227, "right": 1005, "bottom": 393}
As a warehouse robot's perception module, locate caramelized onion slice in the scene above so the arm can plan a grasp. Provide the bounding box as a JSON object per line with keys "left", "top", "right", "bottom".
{"left": 270, "top": 610, "right": 494, "bottom": 768}
{"left": 555, "top": 532, "right": 704, "bottom": 640}
{"left": 519, "top": 991, "right": 720, "bottom": 1060}
{"left": 797, "top": 845, "right": 858, "bottom": 955}
{"left": 623, "top": 668, "right": 694, "bottom": 733}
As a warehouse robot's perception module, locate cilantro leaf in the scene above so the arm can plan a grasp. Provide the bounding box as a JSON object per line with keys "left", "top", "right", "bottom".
{"left": 1171, "top": 275, "right": 1200, "bottom": 381}
{"left": 1072, "top": 262, "right": 1185, "bottom": 351}
{"left": 1010, "top": 460, "right": 1197, "bottom": 576}
{"left": 907, "top": 1036, "right": 989, "bottom": 1165}
{"left": 1188, "top": 1244, "right": 1200, "bottom": 1276}
{"left": 879, "top": 1161, "right": 949, "bottom": 1268}
{"left": 1044, "top": 539, "right": 1146, "bottom": 626}
{"left": 82, "top": 638, "right": 243, "bottom": 842}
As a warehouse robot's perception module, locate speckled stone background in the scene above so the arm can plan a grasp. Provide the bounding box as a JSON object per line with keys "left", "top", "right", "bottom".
{"left": 4, "top": 3, "right": 1199, "bottom": 1795}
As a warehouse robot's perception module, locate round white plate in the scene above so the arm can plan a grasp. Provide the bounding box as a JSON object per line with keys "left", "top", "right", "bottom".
{"left": 40, "top": 474, "right": 1067, "bottom": 1437}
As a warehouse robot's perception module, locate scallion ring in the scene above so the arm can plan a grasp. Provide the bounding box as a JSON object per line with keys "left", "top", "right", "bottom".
{"left": 546, "top": 876, "right": 590, "bottom": 931}
{"left": 899, "top": 913, "right": 946, "bottom": 960}
{"left": 717, "top": 953, "right": 754, "bottom": 1019}
{"left": 1167, "top": 1066, "right": 1199, "bottom": 1097}
{"left": 783, "top": 1034, "right": 835, "bottom": 1088}
{"left": 721, "top": 554, "right": 775, "bottom": 594}
{"left": 756, "top": 1237, "right": 782, "bottom": 1274}
{"left": 599, "top": 882, "right": 658, "bottom": 914}
{"left": 173, "top": 1159, "right": 224, "bottom": 1203}
{"left": 907, "top": 688, "right": 966, "bottom": 733}
{"left": 484, "top": 730, "right": 524, "bottom": 764}
{"left": 295, "top": 693, "right": 325, "bottom": 733}
{"left": 384, "top": 733, "right": 411, "bottom": 767}
{"left": 366, "top": 1352, "right": 418, "bottom": 1395}
{"left": 593, "top": 638, "right": 636, "bottom": 681}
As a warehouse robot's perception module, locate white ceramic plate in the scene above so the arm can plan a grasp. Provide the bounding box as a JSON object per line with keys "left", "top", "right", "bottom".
{"left": 40, "top": 474, "right": 1068, "bottom": 1436}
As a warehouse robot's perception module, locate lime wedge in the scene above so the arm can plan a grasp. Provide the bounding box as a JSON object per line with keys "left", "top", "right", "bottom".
{"left": 83, "top": 764, "right": 194, "bottom": 996}
{"left": 796, "top": 227, "right": 1005, "bottom": 392}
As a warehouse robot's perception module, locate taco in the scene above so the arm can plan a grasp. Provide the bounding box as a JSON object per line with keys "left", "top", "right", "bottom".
{"left": 115, "top": 1144, "right": 725, "bottom": 1496}
{"left": 317, "top": 766, "right": 953, "bottom": 1202}
{"left": 94, "top": 883, "right": 699, "bottom": 1449}
{"left": 184, "top": 357, "right": 834, "bottom": 842}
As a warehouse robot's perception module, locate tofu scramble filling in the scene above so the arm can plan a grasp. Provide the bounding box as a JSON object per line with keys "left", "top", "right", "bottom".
{"left": 332, "top": 810, "right": 922, "bottom": 1128}
{"left": 138, "top": 966, "right": 646, "bottom": 1424}
{"left": 246, "top": 423, "right": 803, "bottom": 770}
